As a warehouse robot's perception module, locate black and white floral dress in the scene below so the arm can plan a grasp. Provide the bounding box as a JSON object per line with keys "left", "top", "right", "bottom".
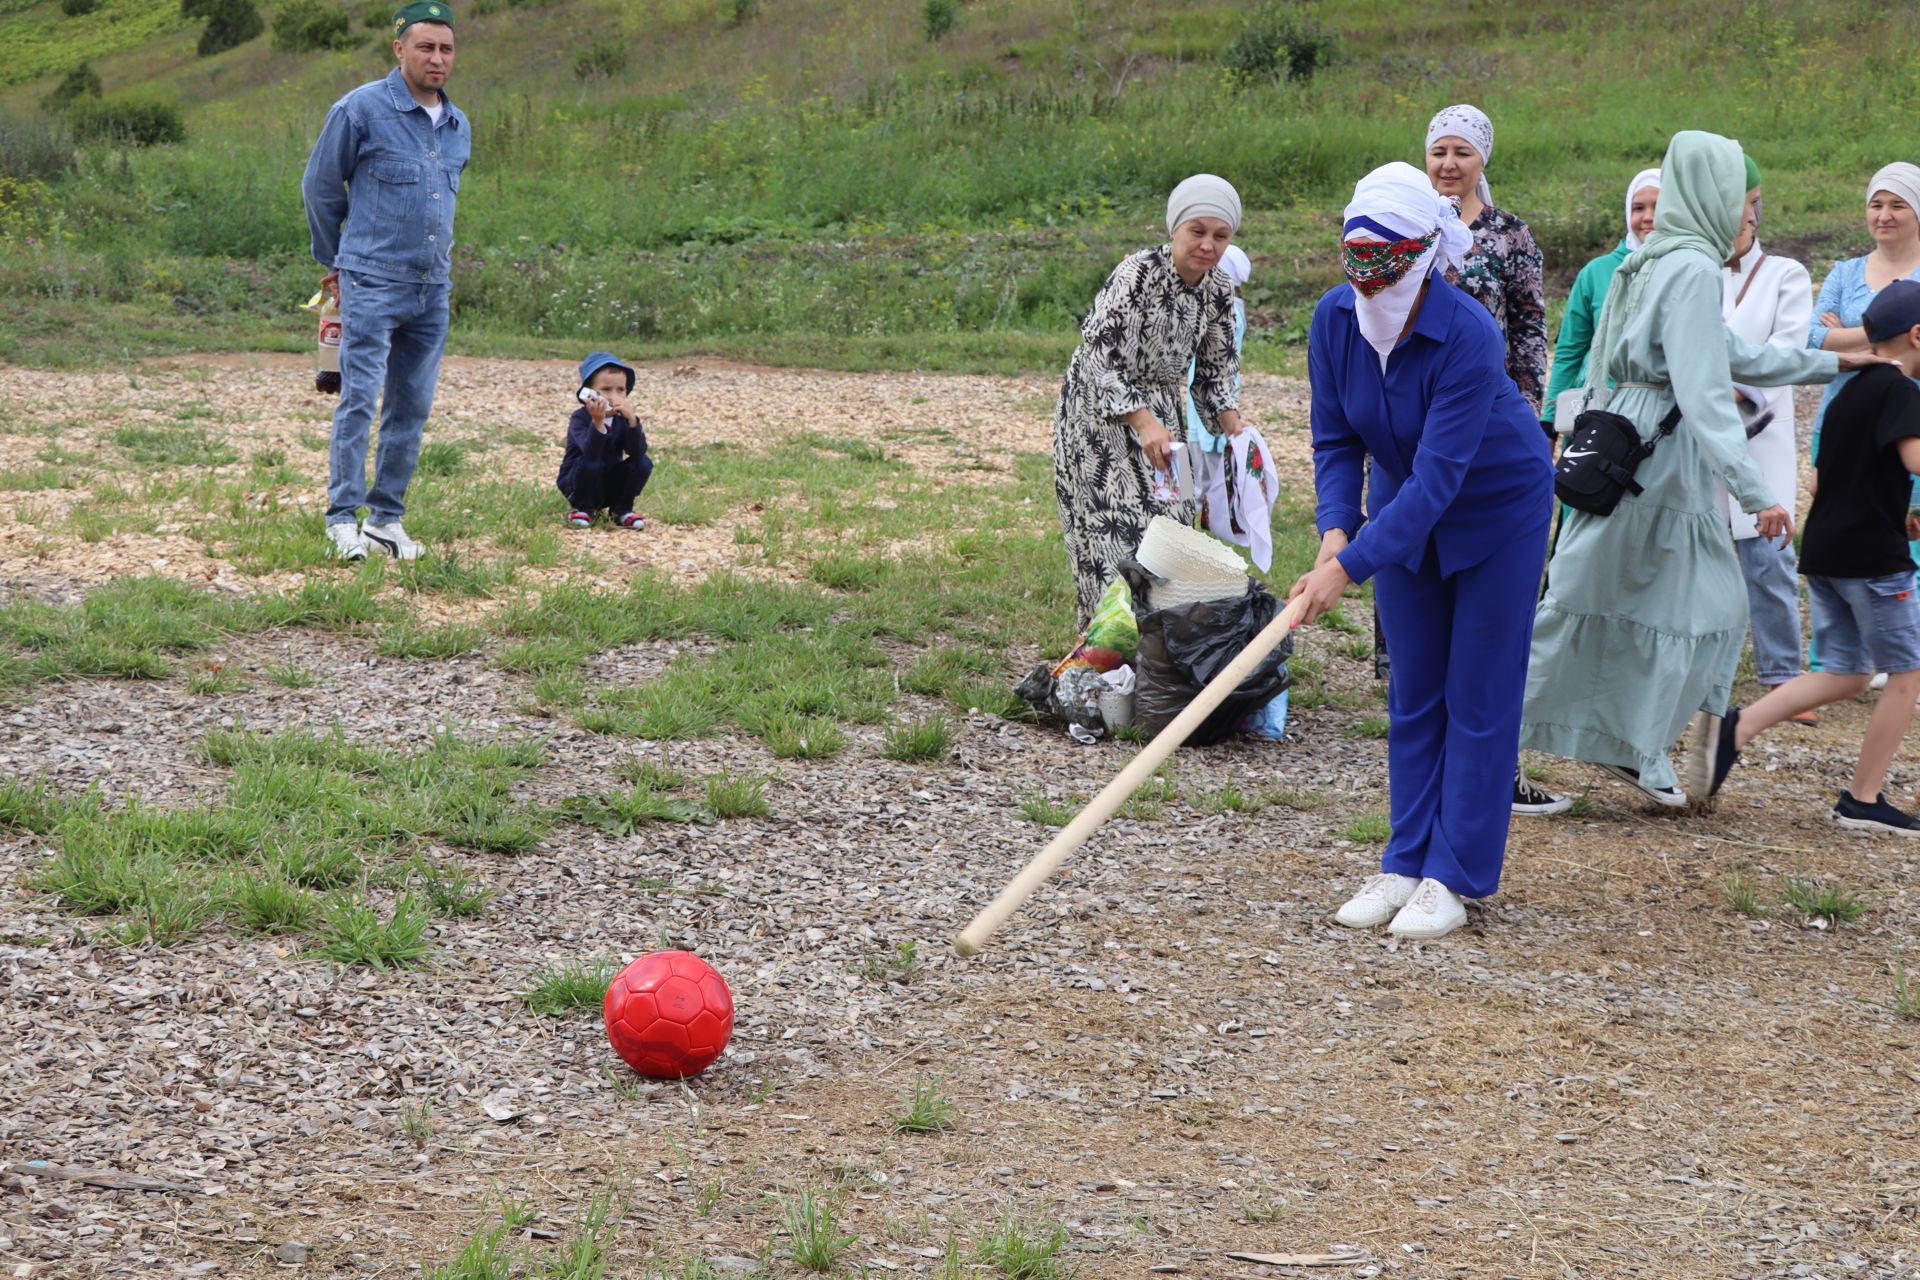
{"left": 1052, "top": 245, "right": 1241, "bottom": 626}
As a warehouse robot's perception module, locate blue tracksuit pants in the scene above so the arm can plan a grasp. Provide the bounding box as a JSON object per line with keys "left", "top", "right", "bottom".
{"left": 1371, "top": 523, "right": 1549, "bottom": 900}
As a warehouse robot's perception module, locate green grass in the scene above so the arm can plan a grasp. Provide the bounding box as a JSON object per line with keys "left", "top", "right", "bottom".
{"left": 1893, "top": 952, "right": 1920, "bottom": 1022}
{"left": 704, "top": 773, "right": 770, "bottom": 819}
{"left": 1017, "top": 791, "right": 1073, "bottom": 826}
{"left": 882, "top": 714, "right": 953, "bottom": 763}
{"left": 10, "top": 0, "right": 1910, "bottom": 375}
{"left": 415, "top": 863, "right": 495, "bottom": 918}
{"left": 1722, "top": 871, "right": 1766, "bottom": 918}
{"left": 231, "top": 874, "right": 322, "bottom": 934}
{"left": 418, "top": 1187, "right": 623, "bottom": 1280}
{"left": 756, "top": 710, "right": 846, "bottom": 759}
{"left": 1780, "top": 876, "right": 1866, "bottom": 925}
{"left": 777, "top": 1190, "right": 856, "bottom": 1274}
{"left": 521, "top": 957, "right": 617, "bottom": 1016}
{"left": 263, "top": 662, "right": 317, "bottom": 688}
{"left": 890, "top": 1077, "right": 957, "bottom": 1134}
{"left": 1341, "top": 809, "right": 1390, "bottom": 844}
{"left": 975, "top": 1216, "right": 1076, "bottom": 1280}
{"left": 27, "top": 726, "right": 548, "bottom": 957}
{"left": 315, "top": 894, "right": 432, "bottom": 969}
{"left": 377, "top": 623, "right": 488, "bottom": 660}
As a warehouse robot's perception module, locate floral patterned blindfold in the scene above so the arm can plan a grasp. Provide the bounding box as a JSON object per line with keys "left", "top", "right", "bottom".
{"left": 1342, "top": 230, "right": 1437, "bottom": 297}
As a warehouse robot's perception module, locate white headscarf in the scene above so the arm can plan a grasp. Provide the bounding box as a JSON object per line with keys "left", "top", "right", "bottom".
{"left": 1343, "top": 161, "right": 1473, "bottom": 369}
{"left": 1867, "top": 162, "right": 1920, "bottom": 216}
{"left": 1166, "top": 174, "right": 1242, "bottom": 236}
{"left": 1221, "top": 245, "right": 1251, "bottom": 288}
{"left": 1623, "top": 167, "right": 1662, "bottom": 251}
{"left": 1425, "top": 104, "right": 1494, "bottom": 208}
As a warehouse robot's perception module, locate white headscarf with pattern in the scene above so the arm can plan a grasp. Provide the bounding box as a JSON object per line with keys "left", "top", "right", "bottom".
{"left": 1426, "top": 104, "right": 1494, "bottom": 208}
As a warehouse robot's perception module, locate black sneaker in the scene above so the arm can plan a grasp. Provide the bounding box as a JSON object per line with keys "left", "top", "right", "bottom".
{"left": 1830, "top": 790, "right": 1920, "bottom": 836}
{"left": 1512, "top": 771, "right": 1572, "bottom": 816}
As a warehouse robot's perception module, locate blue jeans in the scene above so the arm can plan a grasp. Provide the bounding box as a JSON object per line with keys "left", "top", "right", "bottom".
{"left": 1735, "top": 535, "right": 1803, "bottom": 685}
{"left": 327, "top": 270, "right": 451, "bottom": 526}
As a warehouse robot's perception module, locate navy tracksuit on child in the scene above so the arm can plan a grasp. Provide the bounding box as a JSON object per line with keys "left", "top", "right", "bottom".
{"left": 1308, "top": 279, "right": 1556, "bottom": 899}
{"left": 557, "top": 407, "right": 651, "bottom": 517}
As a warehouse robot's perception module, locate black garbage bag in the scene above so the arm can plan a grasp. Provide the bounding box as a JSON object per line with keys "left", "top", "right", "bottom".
{"left": 1119, "top": 559, "right": 1292, "bottom": 745}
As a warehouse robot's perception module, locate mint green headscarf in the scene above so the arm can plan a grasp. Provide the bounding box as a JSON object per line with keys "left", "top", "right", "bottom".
{"left": 1583, "top": 130, "right": 1748, "bottom": 390}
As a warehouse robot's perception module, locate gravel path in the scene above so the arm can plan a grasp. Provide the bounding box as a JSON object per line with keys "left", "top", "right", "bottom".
{"left": 0, "top": 361, "right": 1914, "bottom": 1280}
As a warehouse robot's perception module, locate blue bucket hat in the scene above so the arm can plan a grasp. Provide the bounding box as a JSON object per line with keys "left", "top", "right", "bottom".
{"left": 578, "top": 352, "right": 635, "bottom": 394}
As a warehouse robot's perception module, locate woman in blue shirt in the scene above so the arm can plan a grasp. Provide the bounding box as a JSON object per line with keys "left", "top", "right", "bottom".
{"left": 1808, "top": 164, "right": 1920, "bottom": 574}
{"left": 1290, "top": 163, "right": 1555, "bottom": 941}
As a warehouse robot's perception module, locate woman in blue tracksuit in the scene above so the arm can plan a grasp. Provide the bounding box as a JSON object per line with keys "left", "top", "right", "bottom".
{"left": 1290, "top": 162, "right": 1556, "bottom": 940}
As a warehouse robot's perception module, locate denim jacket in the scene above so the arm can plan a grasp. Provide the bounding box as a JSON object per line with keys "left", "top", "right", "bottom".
{"left": 301, "top": 67, "right": 470, "bottom": 285}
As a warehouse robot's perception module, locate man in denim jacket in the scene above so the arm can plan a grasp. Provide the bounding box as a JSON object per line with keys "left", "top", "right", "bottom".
{"left": 301, "top": 2, "right": 469, "bottom": 561}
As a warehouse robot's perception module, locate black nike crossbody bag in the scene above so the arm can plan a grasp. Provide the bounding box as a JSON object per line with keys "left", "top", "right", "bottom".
{"left": 1552, "top": 403, "right": 1682, "bottom": 516}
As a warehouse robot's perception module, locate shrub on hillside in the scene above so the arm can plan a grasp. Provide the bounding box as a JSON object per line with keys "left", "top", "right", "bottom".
{"left": 60, "top": 0, "right": 99, "bottom": 14}
{"left": 190, "top": 0, "right": 264, "bottom": 55}
{"left": 273, "top": 0, "right": 356, "bottom": 52}
{"left": 922, "top": 0, "right": 956, "bottom": 42}
{"left": 41, "top": 63, "right": 103, "bottom": 113}
{"left": 724, "top": 0, "right": 756, "bottom": 25}
{"left": 1222, "top": 2, "right": 1338, "bottom": 85}
{"left": 68, "top": 97, "right": 186, "bottom": 146}
{"left": 572, "top": 37, "right": 629, "bottom": 82}
{"left": 0, "top": 113, "right": 76, "bottom": 183}
{"left": 359, "top": 0, "right": 390, "bottom": 28}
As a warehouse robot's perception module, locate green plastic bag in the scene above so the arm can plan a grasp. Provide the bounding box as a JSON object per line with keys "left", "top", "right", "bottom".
{"left": 1082, "top": 578, "right": 1139, "bottom": 662}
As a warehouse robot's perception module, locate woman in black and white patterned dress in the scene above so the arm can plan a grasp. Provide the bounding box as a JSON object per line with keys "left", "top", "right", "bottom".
{"left": 1053, "top": 174, "right": 1249, "bottom": 626}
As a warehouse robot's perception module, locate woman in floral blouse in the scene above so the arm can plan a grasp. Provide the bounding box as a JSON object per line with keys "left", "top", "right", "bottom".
{"left": 1053, "top": 174, "right": 1247, "bottom": 626}
{"left": 1424, "top": 104, "right": 1550, "bottom": 415}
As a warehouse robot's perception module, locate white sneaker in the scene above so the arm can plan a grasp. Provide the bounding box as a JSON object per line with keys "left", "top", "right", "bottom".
{"left": 362, "top": 520, "right": 426, "bottom": 561}
{"left": 326, "top": 522, "right": 367, "bottom": 560}
{"left": 1871, "top": 672, "right": 1890, "bottom": 692}
{"left": 1333, "top": 873, "right": 1420, "bottom": 929}
{"left": 1597, "top": 763, "right": 1687, "bottom": 809}
{"left": 1386, "top": 877, "right": 1469, "bottom": 940}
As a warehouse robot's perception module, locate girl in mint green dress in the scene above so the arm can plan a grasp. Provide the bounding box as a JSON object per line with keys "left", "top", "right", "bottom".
{"left": 1521, "top": 132, "right": 1846, "bottom": 803}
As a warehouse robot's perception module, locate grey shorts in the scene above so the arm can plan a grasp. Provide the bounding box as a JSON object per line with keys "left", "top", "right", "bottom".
{"left": 1808, "top": 572, "right": 1920, "bottom": 675}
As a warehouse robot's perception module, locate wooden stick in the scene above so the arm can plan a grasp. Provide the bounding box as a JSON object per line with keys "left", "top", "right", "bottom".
{"left": 954, "top": 594, "right": 1306, "bottom": 956}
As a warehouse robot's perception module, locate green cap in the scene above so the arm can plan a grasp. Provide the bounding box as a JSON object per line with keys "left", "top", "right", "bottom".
{"left": 392, "top": 1, "right": 453, "bottom": 39}
{"left": 1743, "top": 152, "right": 1761, "bottom": 191}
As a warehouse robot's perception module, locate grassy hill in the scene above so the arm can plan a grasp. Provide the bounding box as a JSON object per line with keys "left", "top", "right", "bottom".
{"left": 0, "top": 0, "right": 1911, "bottom": 371}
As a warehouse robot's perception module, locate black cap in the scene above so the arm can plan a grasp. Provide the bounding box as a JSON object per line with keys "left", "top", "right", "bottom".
{"left": 1863, "top": 279, "right": 1920, "bottom": 343}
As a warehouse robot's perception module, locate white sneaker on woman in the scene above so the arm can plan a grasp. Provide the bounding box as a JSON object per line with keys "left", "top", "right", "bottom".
{"left": 1386, "top": 878, "right": 1468, "bottom": 940}
{"left": 1333, "top": 873, "right": 1420, "bottom": 928}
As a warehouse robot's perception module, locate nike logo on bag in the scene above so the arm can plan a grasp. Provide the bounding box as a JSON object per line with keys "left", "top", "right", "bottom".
{"left": 1563, "top": 449, "right": 1597, "bottom": 459}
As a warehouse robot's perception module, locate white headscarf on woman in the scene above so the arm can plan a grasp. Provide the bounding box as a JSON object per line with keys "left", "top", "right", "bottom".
{"left": 1343, "top": 161, "right": 1474, "bottom": 370}
{"left": 1623, "top": 167, "right": 1662, "bottom": 251}
{"left": 1867, "top": 162, "right": 1920, "bottom": 215}
{"left": 1426, "top": 104, "right": 1494, "bottom": 208}
{"left": 1166, "top": 174, "right": 1242, "bottom": 236}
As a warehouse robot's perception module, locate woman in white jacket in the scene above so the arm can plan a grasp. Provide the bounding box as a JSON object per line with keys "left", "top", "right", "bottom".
{"left": 1722, "top": 164, "right": 1816, "bottom": 713}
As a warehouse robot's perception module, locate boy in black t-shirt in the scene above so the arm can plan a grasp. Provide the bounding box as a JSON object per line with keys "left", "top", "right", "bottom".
{"left": 1688, "top": 280, "right": 1920, "bottom": 834}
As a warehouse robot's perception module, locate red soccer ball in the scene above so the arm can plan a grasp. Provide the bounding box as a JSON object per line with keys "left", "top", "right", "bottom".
{"left": 603, "top": 950, "right": 734, "bottom": 1079}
